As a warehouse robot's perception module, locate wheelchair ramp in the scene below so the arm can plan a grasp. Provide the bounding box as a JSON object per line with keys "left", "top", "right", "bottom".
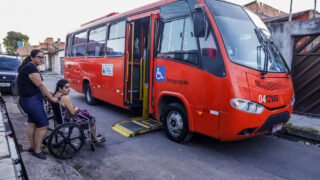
{"left": 111, "top": 117, "right": 162, "bottom": 137}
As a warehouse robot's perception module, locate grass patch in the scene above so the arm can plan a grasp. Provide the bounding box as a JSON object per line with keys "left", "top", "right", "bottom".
{"left": 284, "top": 123, "right": 319, "bottom": 134}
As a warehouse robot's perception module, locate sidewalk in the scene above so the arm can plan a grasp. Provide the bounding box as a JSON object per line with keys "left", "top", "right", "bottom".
{"left": 0, "top": 96, "right": 20, "bottom": 180}
{"left": 3, "top": 95, "right": 83, "bottom": 180}
{"left": 283, "top": 113, "right": 320, "bottom": 142}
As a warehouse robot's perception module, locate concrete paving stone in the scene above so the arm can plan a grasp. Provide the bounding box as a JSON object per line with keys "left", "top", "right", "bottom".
{"left": 0, "top": 158, "right": 16, "bottom": 180}
{"left": 5, "top": 103, "right": 21, "bottom": 114}
{"left": 289, "top": 114, "right": 320, "bottom": 131}
{"left": 0, "top": 135, "right": 10, "bottom": 159}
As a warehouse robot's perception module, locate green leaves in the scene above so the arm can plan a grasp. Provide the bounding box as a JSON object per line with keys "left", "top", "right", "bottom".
{"left": 3, "top": 31, "right": 29, "bottom": 54}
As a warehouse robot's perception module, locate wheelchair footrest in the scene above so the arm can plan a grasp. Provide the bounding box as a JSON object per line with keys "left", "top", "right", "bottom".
{"left": 111, "top": 117, "right": 162, "bottom": 137}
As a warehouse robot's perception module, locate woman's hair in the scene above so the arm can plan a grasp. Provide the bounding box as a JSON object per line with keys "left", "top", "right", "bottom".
{"left": 54, "top": 79, "right": 69, "bottom": 95}
{"left": 18, "top": 49, "right": 42, "bottom": 73}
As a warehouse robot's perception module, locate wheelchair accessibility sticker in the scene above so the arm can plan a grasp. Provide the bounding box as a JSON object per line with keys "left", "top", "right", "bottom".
{"left": 155, "top": 66, "right": 165, "bottom": 82}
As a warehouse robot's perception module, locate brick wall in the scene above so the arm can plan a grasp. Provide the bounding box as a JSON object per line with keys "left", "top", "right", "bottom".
{"left": 245, "top": 1, "right": 287, "bottom": 19}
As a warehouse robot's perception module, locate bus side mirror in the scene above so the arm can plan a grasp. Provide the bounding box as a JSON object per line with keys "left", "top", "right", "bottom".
{"left": 193, "top": 4, "right": 205, "bottom": 38}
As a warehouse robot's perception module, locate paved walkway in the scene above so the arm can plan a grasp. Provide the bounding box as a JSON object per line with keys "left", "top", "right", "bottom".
{"left": 0, "top": 97, "right": 17, "bottom": 180}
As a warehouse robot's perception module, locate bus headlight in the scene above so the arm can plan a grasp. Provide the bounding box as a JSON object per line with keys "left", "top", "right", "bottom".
{"left": 230, "top": 98, "right": 264, "bottom": 114}
{"left": 290, "top": 94, "right": 295, "bottom": 106}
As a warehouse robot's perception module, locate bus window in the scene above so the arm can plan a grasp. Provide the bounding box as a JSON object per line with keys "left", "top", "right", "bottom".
{"left": 72, "top": 31, "right": 87, "bottom": 57}
{"left": 87, "top": 25, "right": 106, "bottom": 57}
{"left": 158, "top": 17, "right": 198, "bottom": 64}
{"left": 106, "top": 21, "right": 125, "bottom": 56}
{"left": 198, "top": 16, "right": 226, "bottom": 77}
{"left": 66, "top": 35, "right": 73, "bottom": 57}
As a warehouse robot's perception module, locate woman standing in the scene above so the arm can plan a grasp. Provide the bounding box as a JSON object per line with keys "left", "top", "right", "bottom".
{"left": 18, "top": 49, "right": 58, "bottom": 160}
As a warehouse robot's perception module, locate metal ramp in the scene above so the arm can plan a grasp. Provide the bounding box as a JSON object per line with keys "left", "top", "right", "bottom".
{"left": 111, "top": 117, "right": 162, "bottom": 137}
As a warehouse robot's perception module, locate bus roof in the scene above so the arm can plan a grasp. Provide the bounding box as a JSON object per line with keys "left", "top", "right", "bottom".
{"left": 68, "top": 0, "right": 177, "bottom": 35}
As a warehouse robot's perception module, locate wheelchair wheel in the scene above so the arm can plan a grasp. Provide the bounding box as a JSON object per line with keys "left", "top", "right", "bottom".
{"left": 48, "top": 123, "right": 85, "bottom": 159}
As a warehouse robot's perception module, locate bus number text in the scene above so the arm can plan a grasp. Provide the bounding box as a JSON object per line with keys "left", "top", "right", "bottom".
{"left": 258, "top": 95, "right": 278, "bottom": 103}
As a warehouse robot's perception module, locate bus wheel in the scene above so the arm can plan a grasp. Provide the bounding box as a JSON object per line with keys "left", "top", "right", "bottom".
{"left": 85, "top": 83, "right": 97, "bottom": 105}
{"left": 163, "top": 103, "right": 192, "bottom": 143}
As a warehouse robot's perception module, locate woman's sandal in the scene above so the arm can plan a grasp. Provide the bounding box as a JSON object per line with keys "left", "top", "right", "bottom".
{"left": 93, "top": 136, "right": 105, "bottom": 143}
{"left": 32, "top": 151, "right": 47, "bottom": 160}
{"left": 27, "top": 148, "right": 34, "bottom": 153}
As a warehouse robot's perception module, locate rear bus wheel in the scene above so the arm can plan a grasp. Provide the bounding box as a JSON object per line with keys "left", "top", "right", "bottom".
{"left": 84, "top": 83, "right": 97, "bottom": 105}
{"left": 163, "top": 103, "right": 193, "bottom": 142}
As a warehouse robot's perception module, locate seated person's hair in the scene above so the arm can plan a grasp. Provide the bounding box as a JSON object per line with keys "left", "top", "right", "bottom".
{"left": 54, "top": 79, "right": 69, "bottom": 95}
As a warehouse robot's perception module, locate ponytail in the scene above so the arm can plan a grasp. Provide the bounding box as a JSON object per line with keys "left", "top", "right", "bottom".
{"left": 18, "top": 56, "right": 31, "bottom": 73}
{"left": 17, "top": 49, "right": 42, "bottom": 73}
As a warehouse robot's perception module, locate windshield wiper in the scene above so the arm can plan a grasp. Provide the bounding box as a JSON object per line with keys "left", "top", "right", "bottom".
{"left": 254, "top": 28, "right": 269, "bottom": 76}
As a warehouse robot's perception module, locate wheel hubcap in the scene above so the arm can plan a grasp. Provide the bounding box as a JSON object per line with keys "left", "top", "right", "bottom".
{"left": 167, "top": 111, "right": 183, "bottom": 137}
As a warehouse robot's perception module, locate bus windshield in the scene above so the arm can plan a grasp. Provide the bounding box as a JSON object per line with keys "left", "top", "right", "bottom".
{"left": 205, "top": 0, "right": 288, "bottom": 73}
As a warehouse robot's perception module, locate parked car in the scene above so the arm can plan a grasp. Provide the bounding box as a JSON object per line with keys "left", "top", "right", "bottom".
{"left": 0, "top": 55, "right": 21, "bottom": 95}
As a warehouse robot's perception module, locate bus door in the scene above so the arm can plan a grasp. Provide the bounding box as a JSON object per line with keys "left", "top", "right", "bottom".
{"left": 124, "top": 16, "right": 155, "bottom": 109}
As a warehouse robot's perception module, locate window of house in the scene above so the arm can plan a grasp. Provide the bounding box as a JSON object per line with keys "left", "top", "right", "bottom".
{"left": 158, "top": 17, "right": 198, "bottom": 63}
{"left": 106, "top": 21, "right": 125, "bottom": 56}
{"left": 87, "top": 25, "right": 106, "bottom": 57}
{"left": 66, "top": 35, "right": 73, "bottom": 57}
{"left": 72, "top": 31, "right": 87, "bottom": 57}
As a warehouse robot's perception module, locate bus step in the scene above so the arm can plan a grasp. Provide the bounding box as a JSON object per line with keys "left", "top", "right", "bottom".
{"left": 111, "top": 117, "right": 162, "bottom": 137}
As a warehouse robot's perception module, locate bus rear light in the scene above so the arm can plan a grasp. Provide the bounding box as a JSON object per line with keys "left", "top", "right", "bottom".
{"left": 290, "top": 94, "right": 295, "bottom": 106}
{"left": 230, "top": 98, "right": 264, "bottom": 114}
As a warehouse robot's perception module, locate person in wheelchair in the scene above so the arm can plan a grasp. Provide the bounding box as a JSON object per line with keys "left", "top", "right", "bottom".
{"left": 53, "top": 79, "right": 105, "bottom": 143}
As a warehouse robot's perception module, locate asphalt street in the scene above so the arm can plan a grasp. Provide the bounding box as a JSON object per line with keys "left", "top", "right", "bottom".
{"left": 42, "top": 74, "right": 320, "bottom": 180}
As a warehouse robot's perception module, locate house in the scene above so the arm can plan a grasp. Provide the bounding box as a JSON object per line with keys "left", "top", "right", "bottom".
{"left": 244, "top": 1, "right": 288, "bottom": 20}
{"left": 263, "top": 9, "right": 320, "bottom": 25}
{"left": 16, "top": 37, "right": 65, "bottom": 74}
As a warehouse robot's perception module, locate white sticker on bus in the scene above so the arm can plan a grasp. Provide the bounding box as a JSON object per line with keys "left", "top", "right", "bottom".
{"left": 102, "top": 64, "right": 113, "bottom": 76}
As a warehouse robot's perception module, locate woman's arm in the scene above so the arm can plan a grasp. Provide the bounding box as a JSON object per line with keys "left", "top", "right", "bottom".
{"left": 61, "top": 96, "right": 78, "bottom": 115}
{"left": 29, "top": 73, "right": 58, "bottom": 103}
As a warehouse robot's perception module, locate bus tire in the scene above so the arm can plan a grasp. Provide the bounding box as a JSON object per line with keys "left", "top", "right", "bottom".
{"left": 84, "top": 83, "right": 97, "bottom": 105}
{"left": 163, "top": 103, "right": 193, "bottom": 143}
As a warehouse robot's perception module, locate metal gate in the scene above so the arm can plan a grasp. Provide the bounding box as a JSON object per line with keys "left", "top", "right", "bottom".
{"left": 292, "top": 35, "right": 320, "bottom": 117}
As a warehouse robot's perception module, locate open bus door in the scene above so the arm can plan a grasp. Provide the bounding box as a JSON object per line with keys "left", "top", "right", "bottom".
{"left": 112, "top": 13, "right": 161, "bottom": 137}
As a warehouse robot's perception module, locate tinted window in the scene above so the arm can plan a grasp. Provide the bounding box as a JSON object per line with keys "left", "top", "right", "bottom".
{"left": 106, "top": 21, "right": 125, "bottom": 56}
{"left": 72, "top": 31, "right": 87, "bottom": 57}
{"left": 0, "top": 57, "right": 21, "bottom": 71}
{"left": 198, "top": 16, "right": 226, "bottom": 77}
{"left": 87, "top": 25, "right": 106, "bottom": 57}
{"left": 158, "top": 17, "right": 198, "bottom": 63}
{"left": 160, "top": 1, "right": 190, "bottom": 20}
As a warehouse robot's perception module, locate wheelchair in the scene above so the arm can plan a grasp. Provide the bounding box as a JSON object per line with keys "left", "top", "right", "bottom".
{"left": 44, "top": 101, "right": 102, "bottom": 159}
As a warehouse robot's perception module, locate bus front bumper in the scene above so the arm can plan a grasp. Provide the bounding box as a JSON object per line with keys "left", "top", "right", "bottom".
{"left": 218, "top": 105, "right": 293, "bottom": 141}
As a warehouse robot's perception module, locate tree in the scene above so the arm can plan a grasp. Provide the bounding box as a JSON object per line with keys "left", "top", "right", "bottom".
{"left": 3, "top": 31, "right": 29, "bottom": 54}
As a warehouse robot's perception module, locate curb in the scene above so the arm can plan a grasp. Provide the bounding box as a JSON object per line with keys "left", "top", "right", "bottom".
{"left": 282, "top": 124, "right": 320, "bottom": 142}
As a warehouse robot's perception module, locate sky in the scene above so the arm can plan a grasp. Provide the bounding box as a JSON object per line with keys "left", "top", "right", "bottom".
{"left": 0, "top": 0, "right": 319, "bottom": 52}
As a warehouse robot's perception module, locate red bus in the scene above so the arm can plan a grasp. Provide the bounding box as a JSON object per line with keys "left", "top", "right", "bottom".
{"left": 64, "top": 0, "right": 295, "bottom": 142}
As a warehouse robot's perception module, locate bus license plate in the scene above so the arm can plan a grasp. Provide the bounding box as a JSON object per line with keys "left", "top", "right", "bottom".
{"left": 272, "top": 123, "right": 283, "bottom": 133}
{"left": 0, "top": 83, "right": 10, "bottom": 87}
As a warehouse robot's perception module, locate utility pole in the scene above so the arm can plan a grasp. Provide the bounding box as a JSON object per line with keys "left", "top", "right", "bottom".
{"left": 314, "top": 0, "right": 317, "bottom": 18}
{"left": 289, "top": 0, "right": 293, "bottom": 21}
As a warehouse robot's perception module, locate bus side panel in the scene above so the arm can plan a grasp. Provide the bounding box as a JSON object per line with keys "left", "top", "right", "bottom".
{"left": 64, "top": 58, "right": 83, "bottom": 93}
{"left": 154, "top": 58, "right": 219, "bottom": 135}
{"left": 98, "top": 57, "right": 125, "bottom": 108}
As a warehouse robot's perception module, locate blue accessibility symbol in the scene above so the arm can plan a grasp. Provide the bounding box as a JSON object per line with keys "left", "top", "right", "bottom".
{"left": 155, "top": 66, "right": 165, "bottom": 82}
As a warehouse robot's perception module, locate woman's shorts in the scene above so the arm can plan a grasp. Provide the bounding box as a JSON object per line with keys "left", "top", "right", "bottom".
{"left": 19, "top": 93, "right": 48, "bottom": 128}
